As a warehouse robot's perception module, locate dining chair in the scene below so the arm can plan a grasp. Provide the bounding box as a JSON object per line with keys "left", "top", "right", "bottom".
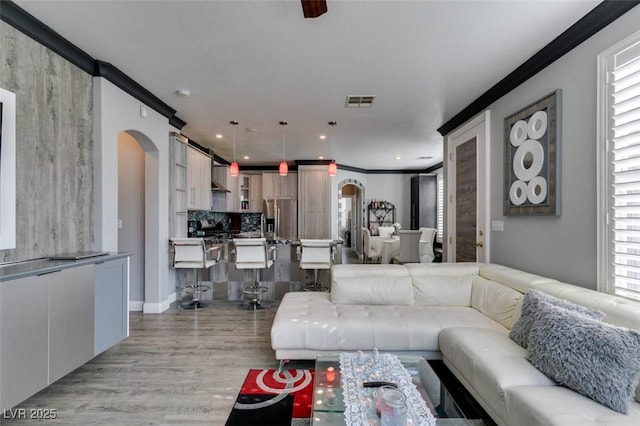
{"left": 377, "top": 226, "right": 395, "bottom": 238}
{"left": 391, "top": 230, "right": 422, "bottom": 264}
{"left": 362, "top": 227, "right": 382, "bottom": 264}
{"left": 170, "top": 237, "right": 220, "bottom": 310}
{"left": 418, "top": 227, "right": 437, "bottom": 263}
{"left": 299, "top": 239, "right": 334, "bottom": 291}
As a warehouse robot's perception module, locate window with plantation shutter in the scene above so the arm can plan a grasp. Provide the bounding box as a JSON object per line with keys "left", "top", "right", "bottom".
{"left": 600, "top": 32, "right": 640, "bottom": 301}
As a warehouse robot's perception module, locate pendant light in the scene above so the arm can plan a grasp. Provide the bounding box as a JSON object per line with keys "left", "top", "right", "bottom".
{"left": 279, "top": 120, "right": 288, "bottom": 176}
{"left": 328, "top": 120, "right": 337, "bottom": 176}
{"left": 229, "top": 120, "right": 239, "bottom": 177}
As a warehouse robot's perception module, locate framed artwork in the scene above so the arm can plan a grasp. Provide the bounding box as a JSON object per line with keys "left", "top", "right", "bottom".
{"left": 503, "top": 90, "right": 561, "bottom": 216}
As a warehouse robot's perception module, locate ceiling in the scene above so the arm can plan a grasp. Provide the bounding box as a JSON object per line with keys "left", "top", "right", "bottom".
{"left": 14, "top": 0, "right": 601, "bottom": 171}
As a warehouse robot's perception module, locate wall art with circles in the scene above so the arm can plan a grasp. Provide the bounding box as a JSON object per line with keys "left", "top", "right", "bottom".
{"left": 504, "top": 90, "right": 561, "bottom": 216}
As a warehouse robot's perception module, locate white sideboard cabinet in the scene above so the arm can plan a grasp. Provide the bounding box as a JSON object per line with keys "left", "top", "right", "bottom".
{"left": 0, "top": 254, "right": 130, "bottom": 411}
{"left": 94, "top": 257, "right": 129, "bottom": 356}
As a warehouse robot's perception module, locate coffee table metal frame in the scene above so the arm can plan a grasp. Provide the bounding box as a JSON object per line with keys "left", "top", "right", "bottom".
{"left": 311, "top": 353, "right": 486, "bottom": 425}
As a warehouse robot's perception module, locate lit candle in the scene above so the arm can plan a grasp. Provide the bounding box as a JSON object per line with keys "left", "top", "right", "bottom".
{"left": 326, "top": 366, "right": 335, "bottom": 383}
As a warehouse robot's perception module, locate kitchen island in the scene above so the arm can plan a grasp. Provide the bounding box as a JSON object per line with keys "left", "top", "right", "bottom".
{"left": 175, "top": 238, "right": 342, "bottom": 305}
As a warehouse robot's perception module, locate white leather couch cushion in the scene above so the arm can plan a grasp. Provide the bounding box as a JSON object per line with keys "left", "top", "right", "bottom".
{"left": 471, "top": 276, "right": 523, "bottom": 329}
{"left": 439, "top": 327, "right": 557, "bottom": 426}
{"left": 330, "top": 305, "right": 504, "bottom": 352}
{"left": 533, "top": 281, "right": 640, "bottom": 330}
{"left": 479, "top": 264, "right": 560, "bottom": 294}
{"left": 405, "top": 263, "right": 480, "bottom": 306}
{"left": 506, "top": 385, "right": 640, "bottom": 426}
{"left": 331, "top": 264, "right": 414, "bottom": 305}
{"left": 270, "top": 292, "right": 340, "bottom": 351}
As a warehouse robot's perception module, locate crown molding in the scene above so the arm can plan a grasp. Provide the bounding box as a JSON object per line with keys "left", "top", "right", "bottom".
{"left": 1, "top": 1, "right": 187, "bottom": 130}
{"left": 437, "top": 0, "right": 640, "bottom": 136}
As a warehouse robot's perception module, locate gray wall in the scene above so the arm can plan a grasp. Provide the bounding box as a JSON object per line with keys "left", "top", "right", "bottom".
{"left": 487, "top": 7, "right": 640, "bottom": 289}
{"left": 0, "top": 21, "right": 93, "bottom": 262}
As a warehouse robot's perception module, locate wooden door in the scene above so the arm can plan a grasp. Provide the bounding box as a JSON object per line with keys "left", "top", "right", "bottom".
{"left": 446, "top": 111, "right": 489, "bottom": 263}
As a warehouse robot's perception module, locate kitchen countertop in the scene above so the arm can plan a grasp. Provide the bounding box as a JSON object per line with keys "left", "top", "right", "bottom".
{"left": 202, "top": 237, "right": 344, "bottom": 245}
{"left": 0, "top": 252, "right": 131, "bottom": 282}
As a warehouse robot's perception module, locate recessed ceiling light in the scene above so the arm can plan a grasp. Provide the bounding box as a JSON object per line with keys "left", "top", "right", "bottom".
{"left": 319, "top": 156, "right": 325, "bottom": 160}
{"left": 176, "top": 89, "right": 191, "bottom": 98}
{"left": 243, "top": 155, "right": 249, "bottom": 160}
{"left": 395, "top": 156, "right": 401, "bottom": 160}
{"left": 319, "top": 135, "right": 326, "bottom": 140}
{"left": 215, "top": 134, "right": 223, "bottom": 139}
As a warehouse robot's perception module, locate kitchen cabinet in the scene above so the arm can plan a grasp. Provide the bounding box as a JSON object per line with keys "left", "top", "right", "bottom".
{"left": 169, "top": 133, "right": 188, "bottom": 237}
{"left": 410, "top": 174, "right": 437, "bottom": 229}
{"left": 239, "top": 174, "right": 262, "bottom": 212}
{"left": 187, "top": 144, "right": 212, "bottom": 210}
{"left": 213, "top": 169, "right": 262, "bottom": 213}
{"left": 298, "top": 166, "right": 330, "bottom": 238}
{"left": 226, "top": 173, "right": 240, "bottom": 212}
{"left": 249, "top": 174, "right": 263, "bottom": 212}
{"left": 262, "top": 172, "right": 297, "bottom": 199}
{"left": 94, "top": 257, "right": 129, "bottom": 356}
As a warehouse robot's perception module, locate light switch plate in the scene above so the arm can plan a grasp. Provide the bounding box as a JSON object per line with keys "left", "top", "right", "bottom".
{"left": 491, "top": 220, "right": 504, "bottom": 232}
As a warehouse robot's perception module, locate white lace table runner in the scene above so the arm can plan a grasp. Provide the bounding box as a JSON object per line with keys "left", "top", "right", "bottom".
{"left": 339, "top": 352, "right": 436, "bottom": 426}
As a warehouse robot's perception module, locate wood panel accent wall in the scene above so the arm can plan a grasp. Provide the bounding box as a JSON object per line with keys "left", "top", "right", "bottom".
{"left": 0, "top": 22, "right": 93, "bottom": 262}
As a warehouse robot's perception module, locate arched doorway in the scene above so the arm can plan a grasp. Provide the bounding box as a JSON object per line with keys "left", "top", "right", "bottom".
{"left": 337, "top": 179, "right": 365, "bottom": 261}
{"left": 117, "top": 130, "right": 160, "bottom": 311}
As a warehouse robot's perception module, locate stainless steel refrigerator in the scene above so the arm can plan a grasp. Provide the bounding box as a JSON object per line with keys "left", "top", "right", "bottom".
{"left": 263, "top": 199, "right": 298, "bottom": 240}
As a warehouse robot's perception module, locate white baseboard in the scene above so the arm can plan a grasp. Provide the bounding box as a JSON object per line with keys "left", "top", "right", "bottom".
{"left": 142, "top": 292, "right": 175, "bottom": 314}
{"left": 129, "top": 301, "right": 144, "bottom": 312}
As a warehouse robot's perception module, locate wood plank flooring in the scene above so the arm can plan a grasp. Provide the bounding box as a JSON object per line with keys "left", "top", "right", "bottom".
{"left": 2, "top": 299, "right": 281, "bottom": 425}
{"left": 1, "top": 249, "right": 361, "bottom": 425}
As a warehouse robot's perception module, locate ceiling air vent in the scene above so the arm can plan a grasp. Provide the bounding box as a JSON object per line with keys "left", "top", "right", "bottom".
{"left": 345, "top": 95, "right": 376, "bottom": 108}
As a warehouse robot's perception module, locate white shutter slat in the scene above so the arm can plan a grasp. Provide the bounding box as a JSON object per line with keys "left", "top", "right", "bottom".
{"left": 608, "top": 38, "right": 640, "bottom": 301}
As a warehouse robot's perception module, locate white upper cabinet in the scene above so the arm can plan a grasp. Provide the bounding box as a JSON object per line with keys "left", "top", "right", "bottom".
{"left": 262, "top": 172, "right": 297, "bottom": 199}
{"left": 186, "top": 145, "right": 212, "bottom": 210}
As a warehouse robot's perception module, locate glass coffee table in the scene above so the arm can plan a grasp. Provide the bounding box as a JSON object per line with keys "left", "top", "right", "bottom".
{"left": 311, "top": 353, "right": 489, "bottom": 425}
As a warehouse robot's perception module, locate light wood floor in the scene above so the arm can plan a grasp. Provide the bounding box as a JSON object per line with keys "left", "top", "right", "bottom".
{"left": 3, "top": 300, "right": 280, "bottom": 425}
{"left": 2, "top": 249, "right": 362, "bottom": 426}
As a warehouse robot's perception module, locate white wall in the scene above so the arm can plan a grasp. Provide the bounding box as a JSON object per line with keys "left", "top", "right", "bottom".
{"left": 118, "top": 133, "right": 145, "bottom": 306}
{"left": 331, "top": 169, "right": 412, "bottom": 239}
{"left": 486, "top": 7, "right": 640, "bottom": 289}
{"left": 93, "top": 77, "right": 172, "bottom": 313}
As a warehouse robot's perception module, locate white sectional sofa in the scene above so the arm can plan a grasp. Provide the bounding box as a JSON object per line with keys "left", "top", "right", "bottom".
{"left": 270, "top": 263, "right": 640, "bottom": 425}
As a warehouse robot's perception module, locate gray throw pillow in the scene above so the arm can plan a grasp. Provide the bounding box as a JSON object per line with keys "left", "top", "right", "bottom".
{"left": 527, "top": 302, "right": 640, "bottom": 414}
{"left": 509, "top": 289, "right": 605, "bottom": 348}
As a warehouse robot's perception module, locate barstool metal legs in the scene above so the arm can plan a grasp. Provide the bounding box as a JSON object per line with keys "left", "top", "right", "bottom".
{"left": 304, "top": 269, "right": 329, "bottom": 292}
{"left": 178, "top": 270, "right": 211, "bottom": 310}
{"left": 242, "top": 269, "right": 270, "bottom": 310}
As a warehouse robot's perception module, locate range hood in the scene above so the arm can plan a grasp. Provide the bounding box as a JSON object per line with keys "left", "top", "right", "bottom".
{"left": 211, "top": 180, "right": 230, "bottom": 193}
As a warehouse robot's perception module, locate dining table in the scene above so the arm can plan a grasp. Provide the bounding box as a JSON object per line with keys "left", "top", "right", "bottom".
{"left": 371, "top": 236, "right": 432, "bottom": 264}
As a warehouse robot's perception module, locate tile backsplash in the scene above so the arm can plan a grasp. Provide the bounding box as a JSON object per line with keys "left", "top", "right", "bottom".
{"left": 188, "top": 210, "right": 262, "bottom": 233}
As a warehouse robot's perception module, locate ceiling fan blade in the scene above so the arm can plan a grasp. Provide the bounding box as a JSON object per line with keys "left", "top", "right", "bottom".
{"left": 301, "top": 0, "right": 327, "bottom": 18}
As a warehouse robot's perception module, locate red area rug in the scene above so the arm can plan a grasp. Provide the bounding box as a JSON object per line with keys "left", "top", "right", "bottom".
{"left": 225, "top": 369, "right": 314, "bottom": 426}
